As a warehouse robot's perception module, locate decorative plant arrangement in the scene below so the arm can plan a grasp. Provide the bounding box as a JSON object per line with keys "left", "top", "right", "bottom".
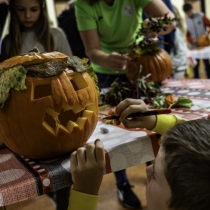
{"left": 100, "top": 72, "right": 193, "bottom": 109}
{"left": 126, "top": 13, "right": 175, "bottom": 83}
{"left": 0, "top": 47, "right": 99, "bottom": 159}
{"left": 100, "top": 14, "right": 193, "bottom": 109}
{"left": 102, "top": 73, "right": 160, "bottom": 106}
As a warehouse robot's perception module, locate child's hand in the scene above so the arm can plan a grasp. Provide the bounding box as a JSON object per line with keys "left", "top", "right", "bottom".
{"left": 70, "top": 139, "right": 105, "bottom": 195}
{"left": 115, "top": 98, "right": 157, "bottom": 130}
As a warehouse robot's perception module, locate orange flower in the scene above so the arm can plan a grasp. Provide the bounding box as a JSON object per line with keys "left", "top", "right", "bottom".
{"left": 108, "top": 108, "right": 115, "bottom": 115}
{"left": 165, "top": 95, "right": 176, "bottom": 104}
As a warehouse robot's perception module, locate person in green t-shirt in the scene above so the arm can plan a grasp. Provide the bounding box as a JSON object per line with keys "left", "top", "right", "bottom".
{"left": 75, "top": 0, "right": 175, "bottom": 208}
{"left": 75, "top": 0, "right": 175, "bottom": 89}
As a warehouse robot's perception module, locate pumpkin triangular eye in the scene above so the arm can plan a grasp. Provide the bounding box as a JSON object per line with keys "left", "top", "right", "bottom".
{"left": 34, "top": 81, "right": 52, "bottom": 99}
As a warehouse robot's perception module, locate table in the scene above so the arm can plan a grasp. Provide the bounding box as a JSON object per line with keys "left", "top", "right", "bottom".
{"left": 1, "top": 78, "right": 210, "bottom": 207}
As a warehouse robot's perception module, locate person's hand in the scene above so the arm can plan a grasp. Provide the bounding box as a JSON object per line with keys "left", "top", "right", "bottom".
{"left": 114, "top": 98, "right": 157, "bottom": 130}
{"left": 106, "top": 52, "right": 131, "bottom": 72}
{"left": 70, "top": 139, "right": 105, "bottom": 195}
{"left": 0, "top": 0, "right": 9, "bottom": 5}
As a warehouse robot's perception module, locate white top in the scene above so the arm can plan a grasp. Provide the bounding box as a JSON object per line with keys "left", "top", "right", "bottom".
{"left": 0, "top": 27, "right": 72, "bottom": 62}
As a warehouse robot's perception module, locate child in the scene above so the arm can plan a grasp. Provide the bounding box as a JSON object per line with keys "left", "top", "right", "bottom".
{"left": 68, "top": 102, "right": 210, "bottom": 210}
{"left": 0, "top": 0, "right": 72, "bottom": 62}
{"left": 182, "top": 2, "right": 210, "bottom": 79}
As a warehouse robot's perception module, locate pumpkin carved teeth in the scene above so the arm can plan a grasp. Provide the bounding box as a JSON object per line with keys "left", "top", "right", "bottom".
{"left": 43, "top": 109, "right": 94, "bottom": 135}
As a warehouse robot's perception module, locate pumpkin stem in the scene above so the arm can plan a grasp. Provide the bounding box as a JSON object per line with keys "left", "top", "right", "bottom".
{"left": 21, "top": 47, "right": 42, "bottom": 56}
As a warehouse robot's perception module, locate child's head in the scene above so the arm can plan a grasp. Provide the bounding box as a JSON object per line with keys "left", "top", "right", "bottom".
{"left": 9, "top": 0, "right": 54, "bottom": 56}
{"left": 183, "top": 3, "right": 194, "bottom": 17}
{"left": 146, "top": 119, "right": 210, "bottom": 210}
{"left": 10, "top": 0, "right": 47, "bottom": 31}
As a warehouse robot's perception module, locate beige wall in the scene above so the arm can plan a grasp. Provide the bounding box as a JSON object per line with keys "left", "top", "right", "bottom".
{"left": 205, "top": 0, "right": 210, "bottom": 17}
{"left": 55, "top": 2, "right": 69, "bottom": 17}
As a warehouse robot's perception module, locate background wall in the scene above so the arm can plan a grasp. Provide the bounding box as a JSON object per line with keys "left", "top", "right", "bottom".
{"left": 205, "top": 0, "right": 210, "bottom": 18}
{"left": 171, "top": 0, "right": 185, "bottom": 19}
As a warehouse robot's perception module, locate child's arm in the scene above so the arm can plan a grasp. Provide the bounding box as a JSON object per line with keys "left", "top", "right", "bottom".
{"left": 115, "top": 99, "right": 186, "bottom": 134}
{"left": 68, "top": 139, "right": 105, "bottom": 210}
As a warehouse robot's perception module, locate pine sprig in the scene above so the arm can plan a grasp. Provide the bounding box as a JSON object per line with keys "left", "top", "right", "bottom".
{"left": 102, "top": 74, "right": 161, "bottom": 106}
{"left": 138, "top": 13, "right": 175, "bottom": 36}
{"left": 128, "top": 13, "right": 175, "bottom": 55}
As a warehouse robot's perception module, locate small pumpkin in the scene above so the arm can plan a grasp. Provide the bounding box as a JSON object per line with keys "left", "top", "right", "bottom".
{"left": 0, "top": 48, "right": 99, "bottom": 159}
{"left": 126, "top": 49, "right": 172, "bottom": 83}
{"left": 126, "top": 14, "right": 174, "bottom": 83}
{"left": 197, "top": 34, "right": 210, "bottom": 47}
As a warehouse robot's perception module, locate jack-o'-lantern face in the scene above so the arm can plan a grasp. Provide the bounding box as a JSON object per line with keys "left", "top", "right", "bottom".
{"left": 0, "top": 50, "right": 98, "bottom": 159}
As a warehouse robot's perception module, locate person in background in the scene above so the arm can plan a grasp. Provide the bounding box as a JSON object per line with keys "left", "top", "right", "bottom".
{"left": 182, "top": 2, "right": 210, "bottom": 79}
{"left": 75, "top": 0, "right": 175, "bottom": 208}
{"left": 0, "top": 1, "right": 72, "bottom": 210}
{"left": 68, "top": 103, "right": 210, "bottom": 210}
{"left": 0, "top": 0, "right": 72, "bottom": 62}
{"left": 170, "top": 5, "right": 187, "bottom": 79}
{"left": 159, "top": 0, "right": 175, "bottom": 54}
{"left": 75, "top": 0, "right": 175, "bottom": 90}
{"left": 58, "top": 0, "right": 86, "bottom": 59}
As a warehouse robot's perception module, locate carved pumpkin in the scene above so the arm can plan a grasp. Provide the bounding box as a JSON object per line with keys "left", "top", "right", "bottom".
{"left": 0, "top": 49, "right": 98, "bottom": 159}
{"left": 126, "top": 49, "right": 172, "bottom": 83}
{"left": 197, "top": 34, "right": 210, "bottom": 47}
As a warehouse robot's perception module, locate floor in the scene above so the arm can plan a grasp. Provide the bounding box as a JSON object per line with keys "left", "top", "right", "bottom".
{"left": 5, "top": 164, "right": 148, "bottom": 210}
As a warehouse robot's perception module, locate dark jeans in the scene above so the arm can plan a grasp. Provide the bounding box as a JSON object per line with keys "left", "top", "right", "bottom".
{"left": 96, "top": 72, "right": 129, "bottom": 89}
{"left": 47, "top": 186, "right": 71, "bottom": 210}
{"left": 194, "top": 59, "right": 210, "bottom": 79}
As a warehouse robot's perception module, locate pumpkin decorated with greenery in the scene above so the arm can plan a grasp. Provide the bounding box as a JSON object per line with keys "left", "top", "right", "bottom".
{"left": 0, "top": 48, "right": 99, "bottom": 159}
{"left": 126, "top": 14, "right": 174, "bottom": 83}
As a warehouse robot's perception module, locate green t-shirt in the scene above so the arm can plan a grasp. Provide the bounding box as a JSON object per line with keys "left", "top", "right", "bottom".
{"left": 75, "top": 0, "right": 152, "bottom": 74}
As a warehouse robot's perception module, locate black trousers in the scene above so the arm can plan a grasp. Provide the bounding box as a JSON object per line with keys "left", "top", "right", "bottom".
{"left": 194, "top": 59, "right": 210, "bottom": 79}
{"left": 47, "top": 186, "right": 71, "bottom": 210}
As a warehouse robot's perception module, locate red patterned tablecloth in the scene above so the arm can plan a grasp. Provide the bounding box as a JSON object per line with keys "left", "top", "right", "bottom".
{"left": 0, "top": 78, "right": 210, "bottom": 207}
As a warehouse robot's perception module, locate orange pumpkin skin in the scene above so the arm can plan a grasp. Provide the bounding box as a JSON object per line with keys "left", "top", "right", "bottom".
{"left": 0, "top": 54, "right": 98, "bottom": 159}
{"left": 197, "top": 34, "right": 210, "bottom": 47}
{"left": 0, "top": 51, "right": 69, "bottom": 70}
{"left": 126, "top": 49, "right": 172, "bottom": 83}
